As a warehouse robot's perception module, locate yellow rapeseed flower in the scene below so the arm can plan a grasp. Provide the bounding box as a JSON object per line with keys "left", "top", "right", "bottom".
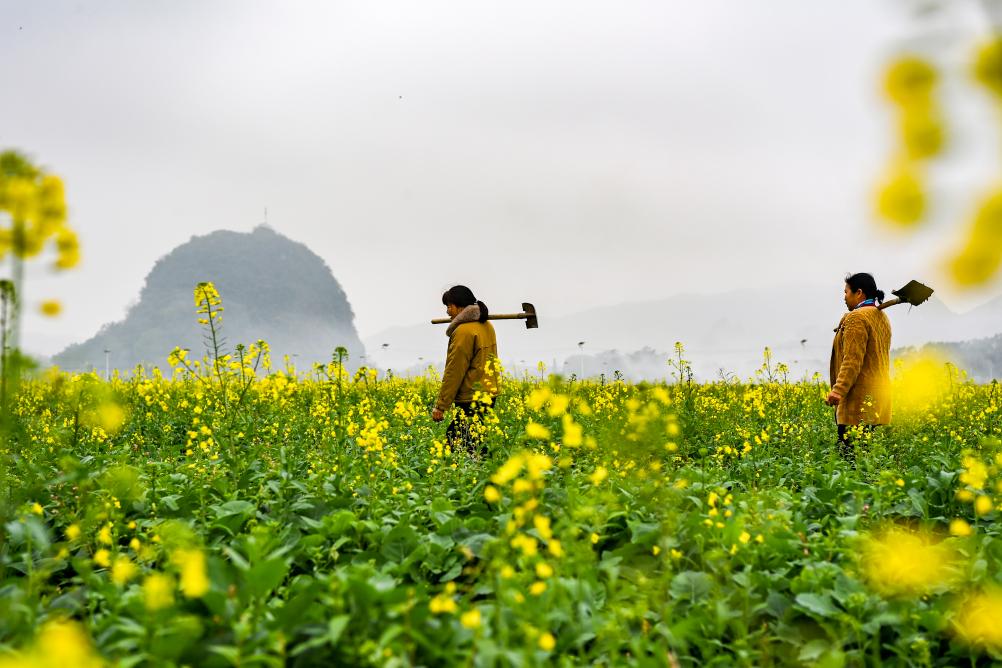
{"left": 950, "top": 519, "right": 973, "bottom": 537}
{"left": 538, "top": 632, "right": 556, "bottom": 651}
{"left": 27, "top": 620, "right": 102, "bottom": 668}
{"left": 960, "top": 456, "right": 988, "bottom": 490}
{"left": 875, "top": 166, "right": 926, "bottom": 227}
{"left": 483, "top": 485, "right": 501, "bottom": 504}
{"left": 561, "top": 414, "right": 583, "bottom": 446}
{"left": 173, "top": 548, "right": 210, "bottom": 598}
{"left": 547, "top": 539, "right": 563, "bottom": 558}
{"left": 861, "top": 526, "right": 958, "bottom": 596}
{"left": 525, "top": 421, "right": 551, "bottom": 440}
{"left": 30, "top": 502, "right": 43, "bottom": 515}
{"left": 899, "top": 107, "right": 945, "bottom": 160}
{"left": 974, "top": 496, "right": 994, "bottom": 516}
{"left": 143, "top": 573, "right": 175, "bottom": 611}
{"left": 97, "top": 524, "right": 113, "bottom": 545}
{"left": 525, "top": 453, "right": 552, "bottom": 480}
{"left": 460, "top": 608, "right": 482, "bottom": 629}
{"left": 529, "top": 581, "right": 547, "bottom": 596}
{"left": 535, "top": 562, "right": 554, "bottom": 578}
{"left": 111, "top": 556, "right": 138, "bottom": 585}
{"left": 973, "top": 37, "right": 1002, "bottom": 99}
{"left": 884, "top": 55, "right": 937, "bottom": 105}
{"left": 492, "top": 454, "right": 525, "bottom": 486}
{"left": 92, "top": 549, "right": 111, "bottom": 568}
{"left": 589, "top": 466, "right": 608, "bottom": 485}
{"left": 39, "top": 299, "right": 62, "bottom": 317}
{"left": 65, "top": 524, "right": 81, "bottom": 541}
{"left": 533, "top": 515, "right": 553, "bottom": 541}
{"left": 948, "top": 246, "right": 1001, "bottom": 287}
{"left": 953, "top": 588, "right": 1002, "bottom": 651}
{"left": 428, "top": 593, "right": 457, "bottom": 614}
{"left": 546, "top": 395, "right": 569, "bottom": 417}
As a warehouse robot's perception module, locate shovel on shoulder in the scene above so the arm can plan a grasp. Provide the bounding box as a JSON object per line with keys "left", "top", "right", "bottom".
{"left": 878, "top": 280, "right": 934, "bottom": 310}
{"left": 431, "top": 302, "right": 538, "bottom": 329}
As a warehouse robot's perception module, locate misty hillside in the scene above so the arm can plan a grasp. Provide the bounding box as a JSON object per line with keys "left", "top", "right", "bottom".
{"left": 54, "top": 226, "right": 365, "bottom": 372}
{"left": 366, "top": 287, "right": 1002, "bottom": 381}
{"left": 899, "top": 333, "right": 1002, "bottom": 383}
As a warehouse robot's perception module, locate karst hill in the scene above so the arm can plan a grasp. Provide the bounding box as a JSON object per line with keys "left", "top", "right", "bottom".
{"left": 54, "top": 226, "right": 365, "bottom": 372}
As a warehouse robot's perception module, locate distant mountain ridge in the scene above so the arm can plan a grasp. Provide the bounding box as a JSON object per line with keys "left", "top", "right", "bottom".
{"left": 365, "top": 287, "right": 1002, "bottom": 381}
{"left": 55, "top": 226, "right": 365, "bottom": 372}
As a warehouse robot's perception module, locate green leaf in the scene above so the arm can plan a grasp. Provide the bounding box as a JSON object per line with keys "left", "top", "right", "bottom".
{"left": 380, "top": 524, "right": 419, "bottom": 563}
{"left": 795, "top": 592, "right": 838, "bottom": 618}
{"left": 244, "top": 557, "right": 289, "bottom": 599}
{"left": 798, "top": 639, "right": 829, "bottom": 662}
{"left": 327, "top": 615, "right": 350, "bottom": 645}
{"left": 669, "top": 571, "right": 713, "bottom": 601}
{"left": 214, "top": 500, "right": 256, "bottom": 517}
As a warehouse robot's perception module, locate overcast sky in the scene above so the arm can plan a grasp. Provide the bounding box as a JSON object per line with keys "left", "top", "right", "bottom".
{"left": 3, "top": 0, "right": 1001, "bottom": 357}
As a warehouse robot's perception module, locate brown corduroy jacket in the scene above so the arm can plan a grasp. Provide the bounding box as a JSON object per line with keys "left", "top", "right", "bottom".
{"left": 829, "top": 306, "right": 892, "bottom": 426}
{"left": 435, "top": 319, "right": 500, "bottom": 412}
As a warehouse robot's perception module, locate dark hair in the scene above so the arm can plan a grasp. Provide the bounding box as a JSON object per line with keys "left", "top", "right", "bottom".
{"left": 845, "top": 272, "right": 885, "bottom": 303}
{"left": 442, "top": 285, "right": 489, "bottom": 323}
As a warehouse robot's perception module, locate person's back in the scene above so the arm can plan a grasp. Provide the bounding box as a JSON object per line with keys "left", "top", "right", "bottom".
{"left": 445, "top": 319, "right": 500, "bottom": 404}
{"left": 830, "top": 306, "right": 892, "bottom": 426}
{"left": 432, "top": 286, "right": 501, "bottom": 456}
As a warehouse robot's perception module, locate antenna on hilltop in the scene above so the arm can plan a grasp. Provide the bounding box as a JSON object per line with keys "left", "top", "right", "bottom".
{"left": 258, "top": 207, "right": 272, "bottom": 231}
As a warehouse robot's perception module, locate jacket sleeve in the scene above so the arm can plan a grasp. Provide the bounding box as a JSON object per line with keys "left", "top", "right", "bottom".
{"left": 436, "top": 330, "right": 474, "bottom": 411}
{"left": 833, "top": 315, "right": 868, "bottom": 397}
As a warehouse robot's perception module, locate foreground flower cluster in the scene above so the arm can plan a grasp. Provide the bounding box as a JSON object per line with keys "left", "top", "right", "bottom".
{"left": 1, "top": 352, "right": 1001, "bottom": 666}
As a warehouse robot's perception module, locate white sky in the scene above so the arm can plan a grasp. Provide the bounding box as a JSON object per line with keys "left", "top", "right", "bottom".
{"left": 3, "top": 0, "right": 1001, "bottom": 357}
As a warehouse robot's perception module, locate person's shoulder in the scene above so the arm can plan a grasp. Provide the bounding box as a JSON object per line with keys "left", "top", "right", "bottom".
{"left": 844, "top": 309, "right": 867, "bottom": 324}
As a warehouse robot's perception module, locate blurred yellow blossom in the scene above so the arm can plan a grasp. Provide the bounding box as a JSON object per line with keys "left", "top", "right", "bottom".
{"left": 861, "top": 526, "right": 958, "bottom": 596}
{"left": 143, "top": 573, "right": 175, "bottom": 611}
{"left": 460, "top": 608, "right": 481, "bottom": 629}
{"left": 950, "top": 519, "right": 973, "bottom": 537}
{"left": 884, "top": 55, "right": 937, "bottom": 106}
{"left": 973, "top": 37, "right": 1002, "bottom": 99}
{"left": 953, "top": 588, "right": 1002, "bottom": 651}
{"left": 875, "top": 166, "right": 926, "bottom": 227}
{"left": 111, "top": 557, "right": 138, "bottom": 585}
{"left": 173, "top": 548, "right": 209, "bottom": 598}
{"left": 39, "top": 299, "right": 62, "bottom": 317}
{"left": 525, "top": 421, "right": 551, "bottom": 440}
{"left": 0, "top": 620, "right": 103, "bottom": 668}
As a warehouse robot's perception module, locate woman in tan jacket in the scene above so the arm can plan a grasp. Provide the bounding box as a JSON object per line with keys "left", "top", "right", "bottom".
{"left": 827, "top": 273, "right": 892, "bottom": 458}
{"left": 431, "top": 286, "right": 500, "bottom": 456}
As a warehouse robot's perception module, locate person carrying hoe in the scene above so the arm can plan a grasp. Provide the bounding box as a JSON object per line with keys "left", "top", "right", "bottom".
{"left": 827, "top": 272, "right": 892, "bottom": 459}
{"left": 431, "top": 286, "right": 500, "bottom": 457}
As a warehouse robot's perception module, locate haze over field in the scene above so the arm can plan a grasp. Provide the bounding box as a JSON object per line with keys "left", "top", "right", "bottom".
{"left": 3, "top": 1, "right": 1001, "bottom": 370}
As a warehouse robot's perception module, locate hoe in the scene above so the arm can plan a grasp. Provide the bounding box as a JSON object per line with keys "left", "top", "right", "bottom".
{"left": 431, "top": 302, "right": 538, "bottom": 329}
{"left": 833, "top": 280, "right": 934, "bottom": 333}
{"left": 878, "top": 280, "right": 935, "bottom": 311}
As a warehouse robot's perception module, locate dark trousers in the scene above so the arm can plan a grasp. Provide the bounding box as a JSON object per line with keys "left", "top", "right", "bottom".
{"left": 837, "top": 423, "right": 876, "bottom": 460}
{"left": 446, "top": 398, "right": 495, "bottom": 456}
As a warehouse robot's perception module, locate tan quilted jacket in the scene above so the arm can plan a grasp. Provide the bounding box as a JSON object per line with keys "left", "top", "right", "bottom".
{"left": 829, "top": 306, "right": 892, "bottom": 425}
{"left": 435, "top": 306, "right": 500, "bottom": 411}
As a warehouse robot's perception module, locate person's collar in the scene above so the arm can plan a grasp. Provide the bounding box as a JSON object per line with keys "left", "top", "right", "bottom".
{"left": 446, "top": 304, "right": 480, "bottom": 336}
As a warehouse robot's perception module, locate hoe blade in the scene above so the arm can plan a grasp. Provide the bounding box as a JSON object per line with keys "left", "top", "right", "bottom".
{"left": 892, "top": 280, "right": 934, "bottom": 307}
